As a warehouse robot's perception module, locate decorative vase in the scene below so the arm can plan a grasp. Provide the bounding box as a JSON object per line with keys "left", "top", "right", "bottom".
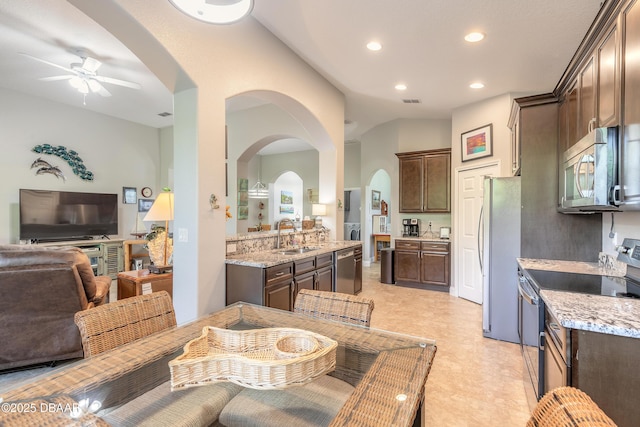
{"left": 147, "top": 230, "right": 173, "bottom": 266}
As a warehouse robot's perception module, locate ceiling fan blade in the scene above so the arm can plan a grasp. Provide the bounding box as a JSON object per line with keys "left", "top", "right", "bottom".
{"left": 39, "top": 75, "right": 74, "bottom": 82}
{"left": 19, "top": 52, "right": 75, "bottom": 74}
{"left": 82, "top": 57, "right": 102, "bottom": 73}
{"left": 94, "top": 82, "right": 112, "bottom": 97}
{"left": 95, "top": 75, "right": 141, "bottom": 90}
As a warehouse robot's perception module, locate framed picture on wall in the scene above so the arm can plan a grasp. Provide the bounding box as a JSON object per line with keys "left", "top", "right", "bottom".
{"left": 123, "top": 187, "right": 137, "bottom": 204}
{"left": 238, "top": 191, "right": 248, "bottom": 206}
{"left": 461, "top": 123, "right": 493, "bottom": 162}
{"left": 238, "top": 206, "right": 248, "bottom": 220}
{"left": 279, "top": 205, "right": 294, "bottom": 214}
{"left": 138, "top": 198, "right": 154, "bottom": 213}
{"left": 371, "top": 190, "right": 381, "bottom": 210}
{"left": 280, "top": 190, "right": 293, "bottom": 204}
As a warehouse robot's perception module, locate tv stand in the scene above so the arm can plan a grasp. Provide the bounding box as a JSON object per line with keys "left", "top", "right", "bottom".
{"left": 36, "top": 239, "right": 124, "bottom": 279}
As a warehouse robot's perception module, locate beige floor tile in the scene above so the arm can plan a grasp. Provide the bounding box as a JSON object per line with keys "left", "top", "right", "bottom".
{"left": 360, "top": 263, "right": 531, "bottom": 426}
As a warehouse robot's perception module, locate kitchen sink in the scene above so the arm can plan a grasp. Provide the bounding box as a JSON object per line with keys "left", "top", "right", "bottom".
{"left": 277, "top": 247, "right": 319, "bottom": 255}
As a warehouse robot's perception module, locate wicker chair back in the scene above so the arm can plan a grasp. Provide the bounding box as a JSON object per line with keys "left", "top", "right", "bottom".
{"left": 293, "top": 289, "right": 374, "bottom": 327}
{"left": 74, "top": 290, "right": 176, "bottom": 357}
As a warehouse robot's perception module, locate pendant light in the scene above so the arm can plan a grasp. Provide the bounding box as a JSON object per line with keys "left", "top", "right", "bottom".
{"left": 248, "top": 157, "right": 269, "bottom": 199}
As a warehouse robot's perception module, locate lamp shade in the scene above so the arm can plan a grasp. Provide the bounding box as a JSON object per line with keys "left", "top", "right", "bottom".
{"left": 143, "top": 191, "right": 174, "bottom": 222}
{"left": 312, "top": 204, "right": 327, "bottom": 216}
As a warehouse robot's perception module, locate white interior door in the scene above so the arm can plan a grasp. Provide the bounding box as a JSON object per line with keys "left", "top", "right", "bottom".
{"left": 456, "top": 163, "right": 499, "bottom": 304}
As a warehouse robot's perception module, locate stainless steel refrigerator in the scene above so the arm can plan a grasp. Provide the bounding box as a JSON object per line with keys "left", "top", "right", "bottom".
{"left": 481, "top": 176, "right": 521, "bottom": 343}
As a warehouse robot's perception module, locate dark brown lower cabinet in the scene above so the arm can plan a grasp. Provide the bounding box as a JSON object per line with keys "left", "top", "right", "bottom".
{"left": 568, "top": 329, "right": 640, "bottom": 427}
{"left": 394, "top": 240, "right": 450, "bottom": 288}
{"left": 420, "top": 243, "right": 450, "bottom": 286}
{"left": 227, "top": 251, "right": 340, "bottom": 312}
{"left": 264, "top": 281, "right": 292, "bottom": 311}
{"left": 226, "top": 262, "right": 293, "bottom": 311}
{"left": 316, "top": 266, "right": 333, "bottom": 292}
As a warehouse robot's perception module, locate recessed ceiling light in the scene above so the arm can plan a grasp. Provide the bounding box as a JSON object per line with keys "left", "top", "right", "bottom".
{"left": 470, "top": 82, "right": 485, "bottom": 89}
{"left": 366, "top": 41, "right": 382, "bottom": 51}
{"left": 395, "top": 83, "right": 407, "bottom": 91}
{"left": 169, "top": 0, "right": 254, "bottom": 25}
{"left": 465, "top": 32, "right": 485, "bottom": 43}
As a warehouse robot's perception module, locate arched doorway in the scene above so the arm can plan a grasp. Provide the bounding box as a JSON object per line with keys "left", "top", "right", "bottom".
{"left": 362, "top": 169, "right": 391, "bottom": 266}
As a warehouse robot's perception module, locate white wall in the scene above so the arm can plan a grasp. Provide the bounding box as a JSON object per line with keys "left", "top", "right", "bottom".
{"left": 360, "top": 118, "right": 452, "bottom": 262}
{"left": 225, "top": 104, "right": 322, "bottom": 235}
{"left": 0, "top": 87, "right": 161, "bottom": 244}
{"left": 602, "top": 211, "right": 640, "bottom": 255}
{"left": 76, "top": 1, "right": 345, "bottom": 323}
{"left": 344, "top": 141, "right": 361, "bottom": 188}
{"left": 451, "top": 93, "right": 515, "bottom": 178}
{"left": 272, "top": 171, "right": 304, "bottom": 223}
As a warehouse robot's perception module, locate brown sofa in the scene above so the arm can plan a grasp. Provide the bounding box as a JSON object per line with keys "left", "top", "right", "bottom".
{"left": 0, "top": 244, "right": 111, "bottom": 371}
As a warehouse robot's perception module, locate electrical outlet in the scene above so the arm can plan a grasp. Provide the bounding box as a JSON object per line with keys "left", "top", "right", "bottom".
{"left": 428, "top": 221, "right": 433, "bottom": 227}
{"left": 178, "top": 228, "right": 189, "bottom": 242}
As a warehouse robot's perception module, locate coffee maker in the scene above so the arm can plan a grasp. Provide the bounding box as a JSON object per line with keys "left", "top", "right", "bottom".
{"left": 402, "top": 218, "right": 420, "bottom": 237}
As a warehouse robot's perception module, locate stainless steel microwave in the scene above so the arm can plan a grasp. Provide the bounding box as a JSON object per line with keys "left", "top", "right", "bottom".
{"left": 559, "top": 127, "right": 619, "bottom": 213}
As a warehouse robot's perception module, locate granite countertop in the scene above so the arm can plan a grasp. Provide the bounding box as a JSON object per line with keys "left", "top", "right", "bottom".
{"left": 540, "top": 289, "right": 640, "bottom": 338}
{"left": 517, "top": 257, "right": 626, "bottom": 277}
{"left": 225, "top": 240, "right": 362, "bottom": 268}
{"left": 518, "top": 257, "right": 640, "bottom": 339}
{"left": 394, "top": 234, "right": 451, "bottom": 243}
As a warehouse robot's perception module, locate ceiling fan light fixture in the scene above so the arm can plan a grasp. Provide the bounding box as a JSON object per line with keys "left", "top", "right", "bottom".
{"left": 169, "top": 0, "right": 254, "bottom": 25}
{"left": 87, "top": 79, "right": 102, "bottom": 93}
{"left": 69, "top": 76, "right": 90, "bottom": 94}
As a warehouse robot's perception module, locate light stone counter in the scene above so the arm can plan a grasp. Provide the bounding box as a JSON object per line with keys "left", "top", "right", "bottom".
{"left": 539, "top": 289, "right": 640, "bottom": 339}
{"left": 394, "top": 235, "right": 451, "bottom": 243}
{"left": 517, "top": 257, "right": 626, "bottom": 277}
{"left": 225, "top": 240, "right": 362, "bottom": 268}
{"left": 518, "top": 257, "right": 640, "bottom": 339}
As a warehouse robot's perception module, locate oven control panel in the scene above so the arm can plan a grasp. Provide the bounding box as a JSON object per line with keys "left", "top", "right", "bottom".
{"left": 617, "top": 238, "right": 640, "bottom": 266}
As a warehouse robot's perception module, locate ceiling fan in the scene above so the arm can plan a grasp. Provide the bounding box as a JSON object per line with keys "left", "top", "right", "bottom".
{"left": 20, "top": 52, "right": 142, "bottom": 98}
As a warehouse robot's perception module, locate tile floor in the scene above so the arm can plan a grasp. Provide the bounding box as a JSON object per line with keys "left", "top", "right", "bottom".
{"left": 360, "top": 263, "right": 531, "bottom": 426}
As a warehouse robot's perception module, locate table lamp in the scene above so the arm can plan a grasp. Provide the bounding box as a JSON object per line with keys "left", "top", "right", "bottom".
{"left": 312, "top": 203, "right": 326, "bottom": 228}
{"left": 143, "top": 188, "right": 174, "bottom": 273}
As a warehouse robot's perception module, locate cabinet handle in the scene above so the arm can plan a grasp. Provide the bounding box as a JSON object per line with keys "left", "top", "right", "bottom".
{"left": 588, "top": 117, "right": 597, "bottom": 133}
{"left": 274, "top": 272, "right": 284, "bottom": 277}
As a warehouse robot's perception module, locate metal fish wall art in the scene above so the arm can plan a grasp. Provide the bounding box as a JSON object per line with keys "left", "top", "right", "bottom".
{"left": 31, "top": 144, "right": 94, "bottom": 181}
{"left": 31, "top": 158, "right": 67, "bottom": 182}
{"left": 31, "top": 157, "right": 52, "bottom": 169}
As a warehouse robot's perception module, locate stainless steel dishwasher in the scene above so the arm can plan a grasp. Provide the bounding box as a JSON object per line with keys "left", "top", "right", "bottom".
{"left": 335, "top": 248, "right": 355, "bottom": 294}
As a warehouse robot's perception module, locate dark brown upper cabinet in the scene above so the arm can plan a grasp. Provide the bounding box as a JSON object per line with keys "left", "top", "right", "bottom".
{"left": 396, "top": 148, "right": 451, "bottom": 213}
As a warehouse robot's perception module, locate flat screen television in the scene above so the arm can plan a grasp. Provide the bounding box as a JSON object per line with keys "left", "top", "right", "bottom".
{"left": 20, "top": 189, "right": 118, "bottom": 242}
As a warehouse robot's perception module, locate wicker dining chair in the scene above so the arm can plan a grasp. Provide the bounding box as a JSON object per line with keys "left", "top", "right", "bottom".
{"left": 293, "top": 289, "right": 375, "bottom": 327}
{"left": 74, "top": 290, "right": 176, "bottom": 357}
{"left": 527, "top": 386, "right": 617, "bottom": 427}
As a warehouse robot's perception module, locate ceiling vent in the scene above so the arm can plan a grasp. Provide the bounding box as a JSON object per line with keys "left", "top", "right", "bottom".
{"left": 158, "top": 112, "right": 173, "bottom": 117}
{"left": 402, "top": 99, "right": 421, "bottom": 104}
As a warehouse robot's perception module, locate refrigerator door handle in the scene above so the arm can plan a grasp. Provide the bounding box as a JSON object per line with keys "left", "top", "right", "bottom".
{"left": 477, "top": 205, "right": 484, "bottom": 271}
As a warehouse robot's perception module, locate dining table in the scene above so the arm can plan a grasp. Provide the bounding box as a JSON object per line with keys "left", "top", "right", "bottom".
{"left": 1, "top": 302, "right": 437, "bottom": 426}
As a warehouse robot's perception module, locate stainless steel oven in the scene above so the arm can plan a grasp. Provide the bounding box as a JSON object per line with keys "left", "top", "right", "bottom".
{"left": 517, "top": 269, "right": 544, "bottom": 410}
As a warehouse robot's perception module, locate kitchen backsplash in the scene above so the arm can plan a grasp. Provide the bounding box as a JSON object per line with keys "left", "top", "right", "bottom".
{"left": 226, "top": 229, "right": 330, "bottom": 256}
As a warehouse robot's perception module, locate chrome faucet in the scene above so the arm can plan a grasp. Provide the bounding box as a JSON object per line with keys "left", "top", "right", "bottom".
{"left": 276, "top": 218, "right": 297, "bottom": 249}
